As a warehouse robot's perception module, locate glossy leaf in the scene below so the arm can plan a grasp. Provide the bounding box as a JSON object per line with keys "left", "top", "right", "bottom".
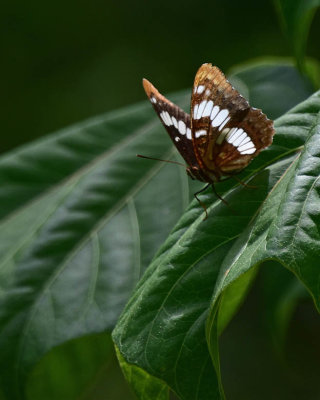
{"left": 113, "top": 90, "right": 320, "bottom": 399}
{"left": 207, "top": 97, "right": 320, "bottom": 395}
{"left": 0, "top": 94, "right": 191, "bottom": 399}
{"left": 115, "top": 347, "right": 168, "bottom": 400}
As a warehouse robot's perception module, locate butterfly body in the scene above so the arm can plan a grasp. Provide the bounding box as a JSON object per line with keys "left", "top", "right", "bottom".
{"left": 186, "top": 165, "right": 213, "bottom": 183}
{"left": 142, "top": 63, "right": 274, "bottom": 213}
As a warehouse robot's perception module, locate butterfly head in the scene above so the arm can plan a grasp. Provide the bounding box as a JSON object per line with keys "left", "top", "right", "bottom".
{"left": 186, "top": 166, "right": 216, "bottom": 183}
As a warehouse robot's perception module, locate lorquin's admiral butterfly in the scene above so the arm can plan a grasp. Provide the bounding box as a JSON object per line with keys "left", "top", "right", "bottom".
{"left": 141, "top": 63, "right": 275, "bottom": 218}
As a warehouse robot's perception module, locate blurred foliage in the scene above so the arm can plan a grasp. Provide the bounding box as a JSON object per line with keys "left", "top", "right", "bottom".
{"left": 275, "top": 0, "right": 320, "bottom": 69}
{"left": 0, "top": 0, "right": 303, "bottom": 153}
{"left": 25, "top": 333, "right": 136, "bottom": 400}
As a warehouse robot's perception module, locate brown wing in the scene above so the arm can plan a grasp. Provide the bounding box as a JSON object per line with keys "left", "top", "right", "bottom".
{"left": 190, "top": 63, "right": 274, "bottom": 180}
{"left": 143, "top": 78, "right": 199, "bottom": 168}
{"left": 213, "top": 108, "right": 274, "bottom": 174}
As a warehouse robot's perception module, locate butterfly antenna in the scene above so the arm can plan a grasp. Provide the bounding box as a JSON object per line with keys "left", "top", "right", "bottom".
{"left": 136, "top": 154, "right": 186, "bottom": 167}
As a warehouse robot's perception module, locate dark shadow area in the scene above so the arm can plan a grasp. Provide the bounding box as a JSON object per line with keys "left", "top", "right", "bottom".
{"left": 1, "top": 0, "right": 292, "bottom": 152}
{"left": 220, "top": 262, "right": 320, "bottom": 400}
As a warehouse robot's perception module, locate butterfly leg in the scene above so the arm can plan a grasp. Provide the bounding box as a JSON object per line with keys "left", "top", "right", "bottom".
{"left": 194, "top": 183, "right": 211, "bottom": 220}
{"left": 211, "top": 184, "right": 229, "bottom": 206}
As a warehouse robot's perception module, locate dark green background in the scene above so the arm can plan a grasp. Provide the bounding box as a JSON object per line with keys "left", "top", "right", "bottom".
{"left": 4, "top": 0, "right": 320, "bottom": 153}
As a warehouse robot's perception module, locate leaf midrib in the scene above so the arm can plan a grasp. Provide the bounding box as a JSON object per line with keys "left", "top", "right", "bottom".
{"left": 0, "top": 115, "right": 161, "bottom": 226}
{"left": 15, "top": 146, "right": 182, "bottom": 387}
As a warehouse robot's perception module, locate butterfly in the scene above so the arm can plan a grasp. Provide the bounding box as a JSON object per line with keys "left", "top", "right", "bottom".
{"left": 141, "top": 63, "right": 275, "bottom": 217}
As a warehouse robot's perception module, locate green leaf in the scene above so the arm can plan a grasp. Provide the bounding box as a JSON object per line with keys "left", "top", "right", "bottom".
{"left": 0, "top": 60, "right": 315, "bottom": 399}
{"left": 113, "top": 90, "right": 320, "bottom": 399}
{"left": 206, "top": 98, "right": 320, "bottom": 394}
{"left": 112, "top": 160, "right": 291, "bottom": 400}
{"left": 274, "top": 0, "right": 320, "bottom": 69}
{"left": 115, "top": 346, "right": 169, "bottom": 400}
{"left": 210, "top": 107, "right": 320, "bottom": 311}
{"left": 0, "top": 94, "right": 191, "bottom": 399}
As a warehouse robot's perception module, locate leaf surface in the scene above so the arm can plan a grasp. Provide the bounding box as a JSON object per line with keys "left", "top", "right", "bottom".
{"left": 0, "top": 95, "right": 191, "bottom": 399}
{"left": 113, "top": 90, "right": 320, "bottom": 399}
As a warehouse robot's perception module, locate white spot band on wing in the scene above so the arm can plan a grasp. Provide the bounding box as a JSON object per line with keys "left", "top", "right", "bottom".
{"left": 202, "top": 100, "right": 214, "bottom": 117}
{"left": 195, "top": 129, "right": 207, "bottom": 138}
{"left": 210, "top": 105, "right": 220, "bottom": 121}
{"left": 240, "top": 147, "right": 256, "bottom": 154}
{"left": 193, "top": 104, "right": 199, "bottom": 119}
{"left": 160, "top": 111, "right": 172, "bottom": 126}
{"left": 196, "top": 85, "right": 205, "bottom": 94}
{"left": 218, "top": 116, "right": 230, "bottom": 131}
{"left": 211, "top": 109, "right": 229, "bottom": 127}
{"left": 178, "top": 120, "right": 186, "bottom": 135}
{"left": 227, "top": 128, "right": 243, "bottom": 143}
{"left": 196, "top": 100, "right": 207, "bottom": 119}
{"left": 225, "top": 128, "right": 256, "bottom": 154}
{"left": 233, "top": 132, "right": 248, "bottom": 147}
{"left": 172, "top": 116, "right": 178, "bottom": 129}
{"left": 238, "top": 141, "right": 254, "bottom": 152}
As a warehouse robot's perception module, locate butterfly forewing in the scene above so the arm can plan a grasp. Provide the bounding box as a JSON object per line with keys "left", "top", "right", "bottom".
{"left": 142, "top": 63, "right": 275, "bottom": 188}
{"left": 143, "top": 79, "right": 199, "bottom": 168}
{"left": 190, "top": 63, "right": 274, "bottom": 180}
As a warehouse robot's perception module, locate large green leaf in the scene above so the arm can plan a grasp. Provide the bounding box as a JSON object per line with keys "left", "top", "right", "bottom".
{"left": 0, "top": 60, "right": 314, "bottom": 399}
{"left": 274, "top": 0, "right": 320, "bottom": 69}
{"left": 206, "top": 106, "right": 320, "bottom": 396}
{"left": 113, "top": 90, "right": 320, "bottom": 399}
{"left": 0, "top": 93, "right": 193, "bottom": 399}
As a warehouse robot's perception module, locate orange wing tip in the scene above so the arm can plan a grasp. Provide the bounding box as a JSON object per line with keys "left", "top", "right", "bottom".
{"left": 142, "top": 78, "right": 157, "bottom": 98}
{"left": 142, "top": 78, "right": 173, "bottom": 107}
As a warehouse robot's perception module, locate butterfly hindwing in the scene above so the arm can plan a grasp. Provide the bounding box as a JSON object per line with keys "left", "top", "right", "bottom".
{"left": 213, "top": 107, "right": 274, "bottom": 174}
{"left": 143, "top": 78, "right": 199, "bottom": 168}
{"left": 191, "top": 64, "right": 274, "bottom": 179}
{"left": 143, "top": 64, "right": 275, "bottom": 185}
